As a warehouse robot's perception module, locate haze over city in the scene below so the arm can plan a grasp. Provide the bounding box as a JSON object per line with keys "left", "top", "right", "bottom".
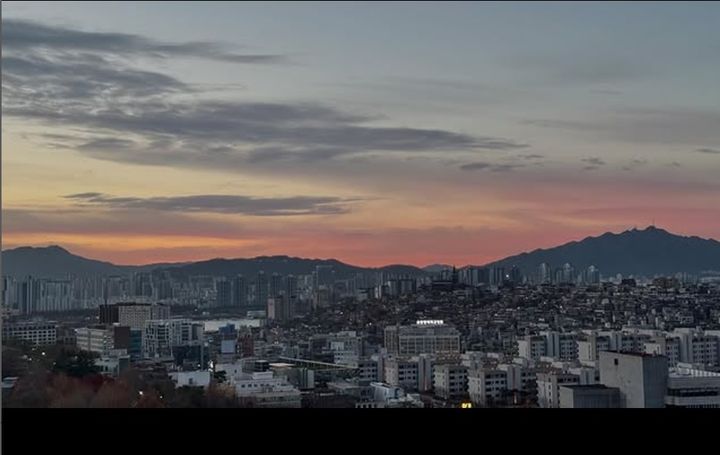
{"left": 3, "top": 2, "right": 720, "bottom": 267}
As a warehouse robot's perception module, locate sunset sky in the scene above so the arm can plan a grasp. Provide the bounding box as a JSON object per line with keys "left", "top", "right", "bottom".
{"left": 2, "top": 2, "right": 719, "bottom": 267}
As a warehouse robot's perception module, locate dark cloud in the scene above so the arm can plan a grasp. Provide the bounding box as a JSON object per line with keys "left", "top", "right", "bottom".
{"left": 459, "top": 162, "right": 524, "bottom": 172}
{"left": 2, "top": 19, "right": 530, "bottom": 175}
{"left": 63, "top": 193, "right": 361, "bottom": 216}
{"left": 517, "top": 154, "right": 545, "bottom": 160}
{"left": 582, "top": 157, "right": 606, "bottom": 166}
{"left": 696, "top": 148, "right": 720, "bottom": 155}
{"left": 2, "top": 19, "right": 286, "bottom": 64}
{"left": 622, "top": 158, "right": 648, "bottom": 171}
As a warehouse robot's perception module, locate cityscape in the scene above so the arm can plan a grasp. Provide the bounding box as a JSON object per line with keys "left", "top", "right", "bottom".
{"left": 2, "top": 2, "right": 720, "bottom": 412}
{"left": 3, "top": 226, "right": 720, "bottom": 408}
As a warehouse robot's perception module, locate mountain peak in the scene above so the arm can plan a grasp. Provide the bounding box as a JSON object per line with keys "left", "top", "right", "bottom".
{"left": 486, "top": 227, "right": 720, "bottom": 276}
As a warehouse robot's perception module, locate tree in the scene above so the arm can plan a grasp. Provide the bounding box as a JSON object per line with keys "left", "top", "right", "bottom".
{"left": 213, "top": 370, "right": 227, "bottom": 384}
{"left": 90, "top": 381, "right": 133, "bottom": 408}
{"left": 3, "top": 373, "right": 51, "bottom": 408}
{"left": 1, "top": 346, "right": 29, "bottom": 378}
{"left": 136, "top": 389, "right": 164, "bottom": 408}
{"left": 52, "top": 348, "right": 100, "bottom": 378}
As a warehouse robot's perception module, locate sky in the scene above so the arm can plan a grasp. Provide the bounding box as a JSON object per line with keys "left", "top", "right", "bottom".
{"left": 2, "top": 1, "right": 720, "bottom": 267}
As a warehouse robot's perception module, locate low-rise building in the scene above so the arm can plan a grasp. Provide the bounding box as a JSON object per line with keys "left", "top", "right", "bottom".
{"left": 468, "top": 368, "right": 508, "bottom": 406}
{"left": 169, "top": 370, "right": 212, "bottom": 389}
{"left": 536, "top": 371, "right": 580, "bottom": 408}
{"left": 2, "top": 321, "right": 57, "bottom": 346}
{"left": 433, "top": 364, "right": 468, "bottom": 400}
{"left": 665, "top": 366, "right": 720, "bottom": 408}
{"left": 559, "top": 385, "right": 621, "bottom": 408}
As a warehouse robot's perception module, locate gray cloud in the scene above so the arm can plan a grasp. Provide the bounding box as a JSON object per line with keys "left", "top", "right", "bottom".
{"left": 504, "top": 52, "right": 647, "bottom": 85}
{"left": 525, "top": 109, "right": 720, "bottom": 145}
{"left": 2, "top": 20, "right": 529, "bottom": 173}
{"left": 622, "top": 158, "right": 649, "bottom": 171}
{"left": 582, "top": 157, "right": 606, "bottom": 166}
{"left": 517, "top": 153, "right": 545, "bottom": 160}
{"left": 63, "top": 192, "right": 361, "bottom": 216}
{"left": 2, "top": 19, "right": 286, "bottom": 64}
{"left": 696, "top": 148, "right": 720, "bottom": 155}
{"left": 2, "top": 20, "right": 528, "bottom": 178}
{"left": 460, "top": 162, "right": 525, "bottom": 172}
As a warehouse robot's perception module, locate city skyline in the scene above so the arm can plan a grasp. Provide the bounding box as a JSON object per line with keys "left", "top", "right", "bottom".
{"left": 3, "top": 2, "right": 720, "bottom": 267}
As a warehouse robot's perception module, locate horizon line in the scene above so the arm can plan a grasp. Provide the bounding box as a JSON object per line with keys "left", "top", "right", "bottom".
{"left": 2, "top": 224, "right": 715, "bottom": 269}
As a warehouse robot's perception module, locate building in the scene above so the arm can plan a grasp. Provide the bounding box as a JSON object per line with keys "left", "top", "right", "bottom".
{"left": 577, "top": 334, "right": 611, "bottom": 366}
{"left": 517, "top": 332, "right": 578, "bottom": 362}
{"left": 384, "top": 321, "right": 461, "bottom": 356}
{"left": 384, "top": 358, "right": 419, "bottom": 390}
{"left": 231, "top": 370, "right": 302, "bottom": 408}
{"left": 559, "top": 385, "right": 621, "bottom": 408}
{"left": 99, "top": 302, "right": 170, "bottom": 330}
{"left": 542, "top": 331, "right": 578, "bottom": 361}
{"left": 76, "top": 325, "right": 130, "bottom": 355}
{"left": 327, "top": 331, "right": 364, "bottom": 366}
{"left": 537, "top": 371, "right": 580, "bottom": 408}
{"left": 267, "top": 295, "right": 294, "bottom": 324}
{"left": 643, "top": 336, "right": 681, "bottom": 366}
{"left": 269, "top": 273, "right": 284, "bottom": 299}
{"left": 665, "top": 366, "right": 720, "bottom": 408}
{"left": 433, "top": 364, "right": 468, "bottom": 400}
{"left": 498, "top": 363, "right": 537, "bottom": 393}
{"left": 518, "top": 335, "right": 546, "bottom": 360}
{"left": 215, "top": 279, "right": 232, "bottom": 307}
{"left": 2, "top": 321, "right": 58, "bottom": 345}
{"left": 232, "top": 275, "right": 248, "bottom": 307}
{"left": 357, "top": 358, "right": 381, "bottom": 383}
{"left": 144, "top": 319, "right": 205, "bottom": 359}
{"left": 416, "top": 354, "right": 434, "bottom": 392}
{"left": 169, "top": 370, "right": 212, "bottom": 389}
{"left": 599, "top": 351, "right": 668, "bottom": 408}
{"left": 256, "top": 271, "right": 268, "bottom": 306}
{"left": 468, "top": 368, "right": 508, "bottom": 406}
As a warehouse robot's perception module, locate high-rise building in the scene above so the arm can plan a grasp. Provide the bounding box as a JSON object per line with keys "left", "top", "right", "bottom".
{"left": 269, "top": 273, "right": 284, "bottom": 298}
{"left": 256, "top": 271, "right": 268, "bottom": 307}
{"left": 267, "top": 295, "right": 294, "bottom": 324}
{"left": 599, "top": 351, "right": 668, "bottom": 408}
{"left": 509, "top": 266, "right": 522, "bottom": 285}
{"left": 215, "top": 278, "right": 232, "bottom": 307}
{"left": 560, "top": 263, "right": 575, "bottom": 284}
{"left": 583, "top": 265, "right": 601, "bottom": 284}
{"left": 538, "top": 263, "right": 552, "bottom": 284}
{"left": 490, "top": 267, "right": 505, "bottom": 286}
{"left": 232, "top": 275, "right": 247, "bottom": 307}
{"left": 315, "top": 265, "right": 334, "bottom": 289}
{"left": 285, "top": 275, "right": 298, "bottom": 299}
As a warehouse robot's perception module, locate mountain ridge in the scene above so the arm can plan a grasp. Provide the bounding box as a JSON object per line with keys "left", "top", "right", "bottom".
{"left": 2, "top": 226, "right": 719, "bottom": 279}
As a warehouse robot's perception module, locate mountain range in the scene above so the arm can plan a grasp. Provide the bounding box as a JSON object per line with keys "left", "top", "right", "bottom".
{"left": 484, "top": 226, "right": 720, "bottom": 277}
{"left": 2, "top": 226, "right": 719, "bottom": 279}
